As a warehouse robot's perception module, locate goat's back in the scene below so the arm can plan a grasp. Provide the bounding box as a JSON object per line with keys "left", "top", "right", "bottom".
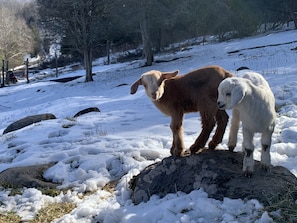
{"left": 183, "top": 65, "right": 233, "bottom": 85}
{"left": 242, "top": 71, "right": 271, "bottom": 90}
{"left": 156, "top": 65, "right": 233, "bottom": 114}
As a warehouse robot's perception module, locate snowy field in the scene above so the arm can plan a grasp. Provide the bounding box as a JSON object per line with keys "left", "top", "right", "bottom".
{"left": 0, "top": 29, "right": 297, "bottom": 222}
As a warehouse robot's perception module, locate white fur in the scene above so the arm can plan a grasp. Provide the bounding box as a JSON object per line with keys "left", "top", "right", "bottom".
{"left": 138, "top": 70, "right": 177, "bottom": 101}
{"left": 217, "top": 71, "right": 276, "bottom": 176}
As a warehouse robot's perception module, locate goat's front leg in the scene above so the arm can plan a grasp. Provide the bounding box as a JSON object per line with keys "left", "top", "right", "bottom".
{"left": 190, "top": 111, "right": 216, "bottom": 154}
{"left": 170, "top": 114, "right": 185, "bottom": 157}
{"left": 260, "top": 128, "right": 274, "bottom": 170}
{"left": 228, "top": 108, "right": 240, "bottom": 152}
{"left": 242, "top": 128, "right": 255, "bottom": 177}
{"left": 208, "top": 109, "right": 229, "bottom": 150}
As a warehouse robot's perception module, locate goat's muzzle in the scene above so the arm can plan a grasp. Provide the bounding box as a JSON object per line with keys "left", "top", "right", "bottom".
{"left": 217, "top": 101, "right": 226, "bottom": 110}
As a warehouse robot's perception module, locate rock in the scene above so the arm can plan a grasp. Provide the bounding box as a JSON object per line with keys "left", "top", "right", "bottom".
{"left": 73, "top": 107, "right": 100, "bottom": 118}
{"left": 0, "top": 163, "right": 59, "bottom": 188}
{"left": 130, "top": 149, "right": 297, "bottom": 205}
{"left": 50, "top": 75, "right": 82, "bottom": 83}
{"left": 236, "top": 66, "right": 250, "bottom": 71}
{"left": 3, "top": 113, "right": 56, "bottom": 134}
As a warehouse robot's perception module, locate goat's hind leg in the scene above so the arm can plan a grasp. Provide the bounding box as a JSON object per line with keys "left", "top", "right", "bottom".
{"left": 190, "top": 111, "right": 216, "bottom": 154}
{"left": 208, "top": 109, "right": 229, "bottom": 150}
{"left": 260, "top": 129, "right": 273, "bottom": 170}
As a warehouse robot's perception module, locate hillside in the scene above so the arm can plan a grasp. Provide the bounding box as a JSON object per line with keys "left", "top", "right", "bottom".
{"left": 0, "top": 29, "right": 297, "bottom": 222}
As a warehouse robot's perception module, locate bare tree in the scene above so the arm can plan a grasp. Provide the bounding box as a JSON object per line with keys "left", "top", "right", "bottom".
{"left": 138, "top": 1, "right": 154, "bottom": 66}
{"left": 117, "top": 0, "right": 177, "bottom": 66}
{"left": 37, "top": 0, "right": 105, "bottom": 82}
{"left": 0, "top": 3, "right": 34, "bottom": 68}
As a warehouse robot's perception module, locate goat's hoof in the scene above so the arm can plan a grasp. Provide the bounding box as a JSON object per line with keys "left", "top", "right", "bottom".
{"left": 170, "top": 148, "right": 184, "bottom": 157}
{"left": 189, "top": 148, "right": 198, "bottom": 154}
{"left": 189, "top": 144, "right": 202, "bottom": 154}
{"left": 184, "top": 149, "right": 191, "bottom": 156}
{"left": 261, "top": 163, "right": 271, "bottom": 171}
{"left": 208, "top": 142, "right": 217, "bottom": 150}
{"left": 171, "top": 153, "right": 183, "bottom": 157}
{"left": 190, "top": 150, "right": 197, "bottom": 155}
{"left": 228, "top": 146, "right": 235, "bottom": 152}
{"left": 243, "top": 170, "right": 253, "bottom": 178}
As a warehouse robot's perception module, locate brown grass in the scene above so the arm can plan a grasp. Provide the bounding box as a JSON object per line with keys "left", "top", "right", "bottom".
{"left": 0, "top": 202, "right": 76, "bottom": 223}
{"left": 0, "top": 212, "right": 21, "bottom": 223}
{"left": 264, "top": 183, "right": 297, "bottom": 223}
{"left": 30, "top": 202, "right": 76, "bottom": 223}
{"left": 0, "top": 180, "right": 118, "bottom": 223}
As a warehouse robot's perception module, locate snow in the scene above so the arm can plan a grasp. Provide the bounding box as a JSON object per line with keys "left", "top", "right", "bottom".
{"left": 1, "top": 29, "right": 297, "bottom": 222}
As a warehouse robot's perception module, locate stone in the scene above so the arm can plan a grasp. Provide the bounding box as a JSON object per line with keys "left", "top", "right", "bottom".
{"left": 0, "top": 163, "right": 59, "bottom": 188}
{"left": 3, "top": 113, "right": 56, "bottom": 134}
{"left": 73, "top": 107, "right": 100, "bottom": 118}
{"left": 50, "top": 75, "right": 82, "bottom": 83}
{"left": 129, "top": 149, "right": 297, "bottom": 205}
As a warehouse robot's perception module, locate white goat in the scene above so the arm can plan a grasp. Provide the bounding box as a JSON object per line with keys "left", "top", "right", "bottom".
{"left": 217, "top": 71, "right": 276, "bottom": 176}
{"left": 130, "top": 65, "right": 233, "bottom": 156}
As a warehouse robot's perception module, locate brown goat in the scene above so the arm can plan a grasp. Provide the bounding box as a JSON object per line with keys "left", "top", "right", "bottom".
{"left": 130, "top": 65, "right": 233, "bottom": 156}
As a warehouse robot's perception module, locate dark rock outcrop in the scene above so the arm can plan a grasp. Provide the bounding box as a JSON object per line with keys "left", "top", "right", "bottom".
{"left": 130, "top": 149, "right": 297, "bottom": 205}
{"left": 0, "top": 163, "right": 59, "bottom": 188}
{"left": 73, "top": 107, "right": 100, "bottom": 118}
{"left": 3, "top": 113, "right": 56, "bottom": 134}
{"left": 50, "top": 75, "right": 82, "bottom": 83}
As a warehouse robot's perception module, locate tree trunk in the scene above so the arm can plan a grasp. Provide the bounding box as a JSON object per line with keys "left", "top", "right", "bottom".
{"left": 155, "top": 28, "right": 162, "bottom": 54}
{"left": 289, "top": 9, "right": 297, "bottom": 29}
{"left": 106, "top": 40, "right": 111, "bottom": 65}
{"left": 84, "top": 47, "right": 93, "bottom": 82}
{"left": 140, "top": 14, "right": 153, "bottom": 66}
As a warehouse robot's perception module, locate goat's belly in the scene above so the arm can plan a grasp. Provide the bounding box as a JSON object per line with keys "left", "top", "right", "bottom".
{"left": 241, "top": 115, "right": 274, "bottom": 133}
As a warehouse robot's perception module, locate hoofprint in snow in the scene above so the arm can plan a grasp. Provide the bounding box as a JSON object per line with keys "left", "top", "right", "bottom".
{"left": 0, "top": 29, "right": 297, "bottom": 222}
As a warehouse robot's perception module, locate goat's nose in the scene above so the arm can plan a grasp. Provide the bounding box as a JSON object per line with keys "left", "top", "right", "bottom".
{"left": 217, "top": 101, "right": 225, "bottom": 109}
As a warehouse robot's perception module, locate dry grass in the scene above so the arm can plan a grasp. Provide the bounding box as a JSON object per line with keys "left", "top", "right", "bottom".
{"left": 0, "top": 202, "right": 76, "bottom": 223}
{"left": 264, "top": 183, "right": 297, "bottom": 223}
{"left": 102, "top": 179, "right": 118, "bottom": 193}
{"left": 30, "top": 202, "right": 76, "bottom": 223}
{"left": 1, "top": 189, "right": 75, "bottom": 223}
{"left": 0, "top": 212, "right": 21, "bottom": 223}
{"left": 0, "top": 182, "right": 116, "bottom": 223}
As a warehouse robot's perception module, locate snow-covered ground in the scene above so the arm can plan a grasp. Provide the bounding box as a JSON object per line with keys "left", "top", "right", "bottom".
{"left": 0, "top": 29, "right": 297, "bottom": 223}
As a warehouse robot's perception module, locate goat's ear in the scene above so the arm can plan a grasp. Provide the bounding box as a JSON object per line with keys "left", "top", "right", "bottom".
{"left": 162, "top": 70, "right": 179, "bottom": 79}
{"left": 130, "top": 78, "right": 142, "bottom": 94}
{"left": 231, "top": 85, "right": 245, "bottom": 107}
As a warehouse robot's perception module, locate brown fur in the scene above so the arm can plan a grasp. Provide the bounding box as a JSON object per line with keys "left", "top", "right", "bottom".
{"left": 130, "top": 65, "right": 233, "bottom": 156}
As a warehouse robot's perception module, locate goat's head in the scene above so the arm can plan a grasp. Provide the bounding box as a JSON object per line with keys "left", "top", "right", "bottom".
{"left": 130, "top": 70, "right": 178, "bottom": 101}
{"left": 217, "top": 78, "right": 246, "bottom": 110}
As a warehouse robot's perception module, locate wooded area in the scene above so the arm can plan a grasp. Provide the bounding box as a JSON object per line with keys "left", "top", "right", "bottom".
{"left": 0, "top": 0, "right": 296, "bottom": 81}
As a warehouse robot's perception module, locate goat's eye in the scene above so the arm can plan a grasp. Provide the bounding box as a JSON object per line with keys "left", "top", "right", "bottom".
{"left": 226, "top": 92, "right": 231, "bottom": 96}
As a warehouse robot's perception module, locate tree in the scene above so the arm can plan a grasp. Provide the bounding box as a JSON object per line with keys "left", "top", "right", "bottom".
{"left": 0, "top": 2, "right": 35, "bottom": 68}
{"left": 138, "top": 1, "right": 154, "bottom": 66}
{"left": 115, "top": 0, "right": 181, "bottom": 66}
{"left": 114, "top": 0, "right": 154, "bottom": 66}
{"left": 21, "top": 1, "right": 42, "bottom": 57}
{"left": 254, "top": 0, "right": 297, "bottom": 30}
{"left": 37, "top": 0, "right": 106, "bottom": 82}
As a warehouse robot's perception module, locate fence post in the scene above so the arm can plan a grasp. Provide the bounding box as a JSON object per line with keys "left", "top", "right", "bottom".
{"left": 1, "top": 59, "right": 4, "bottom": 87}
{"left": 25, "top": 58, "right": 29, "bottom": 83}
{"left": 5, "top": 60, "right": 8, "bottom": 85}
{"left": 55, "top": 52, "right": 58, "bottom": 77}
